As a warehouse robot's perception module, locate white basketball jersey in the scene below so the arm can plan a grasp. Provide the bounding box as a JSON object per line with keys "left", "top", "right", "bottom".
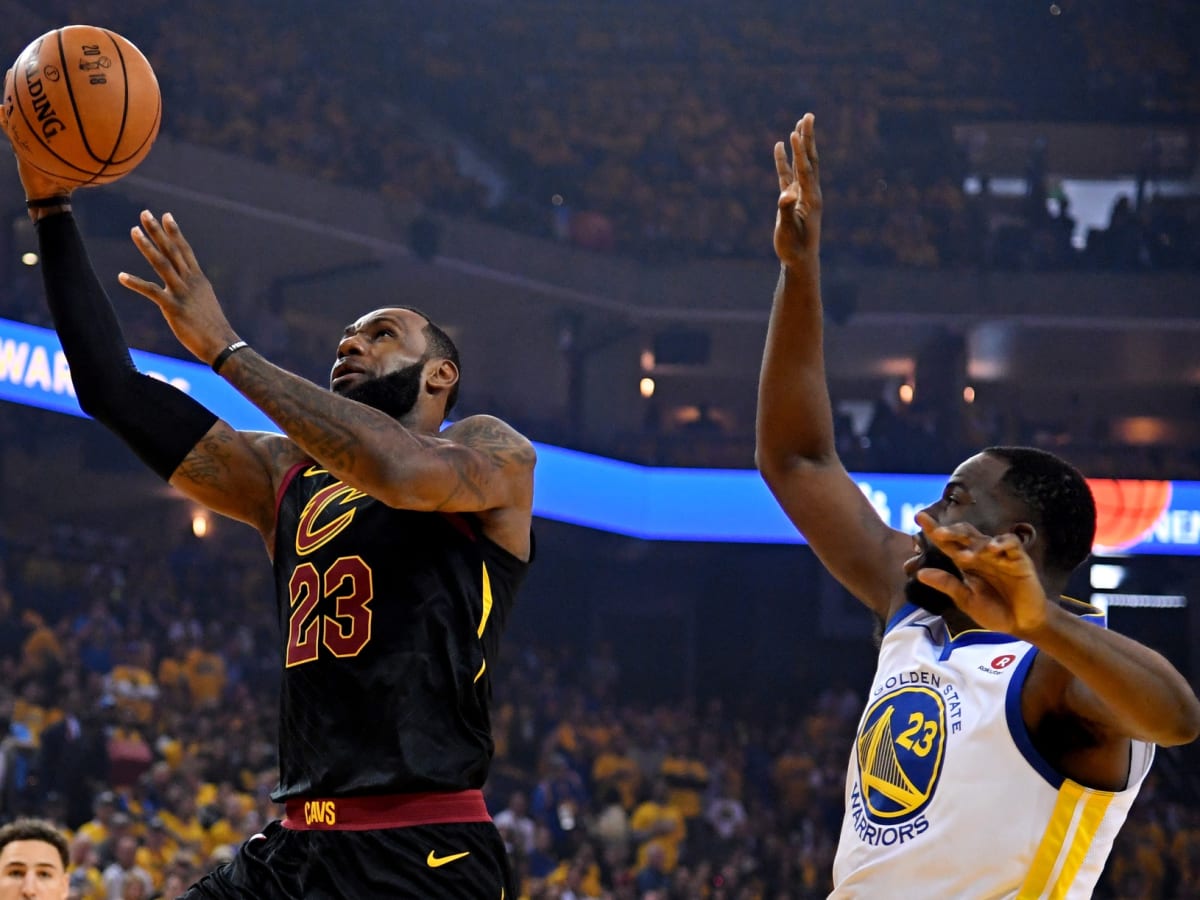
{"left": 831, "top": 601, "right": 1153, "bottom": 899}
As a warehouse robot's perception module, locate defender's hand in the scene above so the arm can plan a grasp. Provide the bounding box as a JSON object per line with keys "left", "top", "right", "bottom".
{"left": 914, "top": 511, "right": 1052, "bottom": 637}
{"left": 773, "top": 113, "right": 822, "bottom": 268}
{"left": 118, "top": 210, "right": 241, "bottom": 366}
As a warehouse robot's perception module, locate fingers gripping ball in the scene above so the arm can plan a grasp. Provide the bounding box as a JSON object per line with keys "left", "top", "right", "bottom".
{"left": 4, "top": 25, "right": 161, "bottom": 186}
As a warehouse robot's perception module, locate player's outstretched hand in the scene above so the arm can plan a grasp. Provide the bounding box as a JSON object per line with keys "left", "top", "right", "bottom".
{"left": 773, "top": 112, "right": 822, "bottom": 268}
{"left": 119, "top": 211, "right": 242, "bottom": 367}
{"left": 914, "top": 511, "right": 1053, "bottom": 637}
{"left": 2, "top": 68, "right": 77, "bottom": 206}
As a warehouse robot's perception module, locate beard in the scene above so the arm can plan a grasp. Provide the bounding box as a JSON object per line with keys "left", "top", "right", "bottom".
{"left": 337, "top": 360, "right": 424, "bottom": 419}
{"left": 904, "top": 543, "right": 963, "bottom": 617}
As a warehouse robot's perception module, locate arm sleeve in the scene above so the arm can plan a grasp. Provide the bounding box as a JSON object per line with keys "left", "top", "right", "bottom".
{"left": 35, "top": 211, "right": 219, "bottom": 480}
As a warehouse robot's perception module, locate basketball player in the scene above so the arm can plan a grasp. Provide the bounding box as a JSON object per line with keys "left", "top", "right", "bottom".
{"left": 6, "top": 136, "right": 535, "bottom": 897}
{"left": 756, "top": 114, "right": 1200, "bottom": 897}
{"left": 0, "top": 819, "right": 70, "bottom": 900}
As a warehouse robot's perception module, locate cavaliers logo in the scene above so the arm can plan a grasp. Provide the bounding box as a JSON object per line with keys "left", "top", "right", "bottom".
{"left": 296, "top": 473, "right": 369, "bottom": 556}
{"left": 855, "top": 686, "right": 946, "bottom": 823}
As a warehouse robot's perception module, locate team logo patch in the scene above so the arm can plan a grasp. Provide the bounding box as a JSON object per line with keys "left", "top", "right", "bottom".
{"left": 295, "top": 480, "right": 369, "bottom": 556}
{"left": 855, "top": 685, "right": 946, "bottom": 823}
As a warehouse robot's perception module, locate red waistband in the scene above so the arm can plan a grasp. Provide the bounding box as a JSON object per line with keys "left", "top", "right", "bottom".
{"left": 282, "top": 790, "right": 491, "bottom": 831}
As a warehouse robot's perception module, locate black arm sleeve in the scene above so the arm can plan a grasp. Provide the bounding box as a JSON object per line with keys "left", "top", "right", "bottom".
{"left": 35, "top": 211, "right": 219, "bottom": 481}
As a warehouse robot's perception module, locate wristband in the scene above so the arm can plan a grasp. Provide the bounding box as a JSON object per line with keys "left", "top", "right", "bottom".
{"left": 211, "top": 340, "right": 249, "bottom": 373}
{"left": 26, "top": 195, "right": 72, "bottom": 209}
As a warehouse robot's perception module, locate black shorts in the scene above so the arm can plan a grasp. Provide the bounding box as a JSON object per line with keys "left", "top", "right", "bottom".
{"left": 180, "top": 819, "right": 515, "bottom": 900}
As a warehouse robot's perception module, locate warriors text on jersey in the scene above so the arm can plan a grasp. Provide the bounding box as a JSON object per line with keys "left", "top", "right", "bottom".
{"left": 832, "top": 601, "right": 1153, "bottom": 899}
{"left": 270, "top": 462, "right": 530, "bottom": 800}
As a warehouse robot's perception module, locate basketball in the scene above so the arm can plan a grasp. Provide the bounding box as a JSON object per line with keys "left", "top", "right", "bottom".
{"left": 3, "top": 25, "right": 161, "bottom": 186}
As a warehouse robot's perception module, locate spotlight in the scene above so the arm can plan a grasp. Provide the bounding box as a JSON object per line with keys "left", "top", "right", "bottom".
{"left": 192, "top": 511, "right": 210, "bottom": 538}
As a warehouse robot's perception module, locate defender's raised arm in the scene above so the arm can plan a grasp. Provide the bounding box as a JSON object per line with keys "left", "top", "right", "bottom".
{"left": 755, "top": 115, "right": 912, "bottom": 618}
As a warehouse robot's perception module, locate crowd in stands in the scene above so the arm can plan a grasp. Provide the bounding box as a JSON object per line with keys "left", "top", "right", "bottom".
{"left": 12, "top": 0, "right": 1200, "bottom": 269}
{"left": 0, "top": 519, "right": 1197, "bottom": 898}
{"left": 0, "top": 13, "right": 1194, "bottom": 899}
{"left": 0, "top": 2, "right": 1196, "bottom": 483}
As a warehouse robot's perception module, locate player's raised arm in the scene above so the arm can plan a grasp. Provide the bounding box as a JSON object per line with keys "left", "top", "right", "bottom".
{"left": 755, "top": 114, "right": 912, "bottom": 618}
{"left": 16, "top": 171, "right": 295, "bottom": 545}
{"left": 119, "top": 211, "right": 535, "bottom": 559}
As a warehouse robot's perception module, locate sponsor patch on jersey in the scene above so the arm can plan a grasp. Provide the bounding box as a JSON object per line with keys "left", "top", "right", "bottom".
{"left": 854, "top": 685, "right": 946, "bottom": 823}
{"left": 978, "top": 653, "right": 1018, "bottom": 675}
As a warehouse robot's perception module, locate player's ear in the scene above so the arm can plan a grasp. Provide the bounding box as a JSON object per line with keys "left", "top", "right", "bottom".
{"left": 1011, "top": 521, "right": 1037, "bottom": 549}
{"left": 426, "top": 358, "right": 459, "bottom": 395}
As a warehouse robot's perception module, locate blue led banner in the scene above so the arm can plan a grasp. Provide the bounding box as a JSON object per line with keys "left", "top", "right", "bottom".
{"left": 2, "top": 317, "right": 1197, "bottom": 554}
{"left": 0, "top": 316, "right": 275, "bottom": 431}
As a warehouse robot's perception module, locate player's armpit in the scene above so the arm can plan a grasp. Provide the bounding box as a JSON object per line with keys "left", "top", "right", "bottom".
{"left": 169, "top": 423, "right": 305, "bottom": 539}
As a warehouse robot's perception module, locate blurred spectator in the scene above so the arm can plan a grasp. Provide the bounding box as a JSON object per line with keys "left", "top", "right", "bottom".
{"left": 182, "top": 629, "right": 227, "bottom": 711}
{"left": 525, "top": 824, "right": 559, "bottom": 883}
{"left": 629, "top": 779, "right": 686, "bottom": 874}
{"left": 0, "top": 690, "right": 36, "bottom": 820}
{"left": 131, "top": 818, "right": 174, "bottom": 893}
{"left": 493, "top": 789, "right": 537, "bottom": 857}
{"left": 659, "top": 734, "right": 710, "bottom": 830}
{"left": 39, "top": 700, "right": 109, "bottom": 830}
{"left": 634, "top": 841, "right": 670, "bottom": 894}
{"left": 591, "top": 729, "right": 641, "bottom": 813}
{"left": 66, "top": 832, "right": 105, "bottom": 900}
{"left": 19, "top": 611, "right": 64, "bottom": 683}
{"left": 106, "top": 705, "right": 154, "bottom": 792}
{"left": 589, "top": 787, "right": 631, "bottom": 865}
{"left": 100, "top": 834, "right": 151, "bottom": 900}
{"left": 530, "top": 752, "right": 588, "bottom": 855}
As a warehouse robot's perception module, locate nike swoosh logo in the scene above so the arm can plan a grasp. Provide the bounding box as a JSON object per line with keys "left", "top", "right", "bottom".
{"left": 426, "top": 850, "right": 470, "bottom": 868}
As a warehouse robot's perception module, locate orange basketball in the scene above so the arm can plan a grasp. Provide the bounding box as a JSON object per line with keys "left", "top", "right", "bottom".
{"left": 3, "top": 25, "right": 161, "bottom": 186}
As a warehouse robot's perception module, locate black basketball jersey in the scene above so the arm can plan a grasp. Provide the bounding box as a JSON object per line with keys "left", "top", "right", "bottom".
{"left": 269, "top": 462, "right": 530, "bottom": 800}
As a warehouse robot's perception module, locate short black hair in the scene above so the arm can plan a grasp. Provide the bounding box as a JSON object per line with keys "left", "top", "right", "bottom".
{"left": 983, "top": 446, "right": 1096, "bottom": 576}
{"left": 396, "top": 306, "right": 461, "bottom": 413}
{"left": 0, "top": 818, "right": 69, "bottom": 869}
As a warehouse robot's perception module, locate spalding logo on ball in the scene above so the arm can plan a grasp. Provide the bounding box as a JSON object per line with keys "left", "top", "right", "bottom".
{"left": 4, "top": 24, "right": 161, "bottom": 186}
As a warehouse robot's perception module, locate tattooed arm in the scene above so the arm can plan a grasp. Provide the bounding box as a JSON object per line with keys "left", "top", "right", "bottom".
{"left": 117, "top": 209, "right": 535, "bottom": 555}
{"left": 214, "top": 353, "right": 536, "bottom": 559}
{"left": 169, "top": 424, "right": 307, "bottom": 546}
{"left": 217, "top": 350, "right": 534, "bottom": 515}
